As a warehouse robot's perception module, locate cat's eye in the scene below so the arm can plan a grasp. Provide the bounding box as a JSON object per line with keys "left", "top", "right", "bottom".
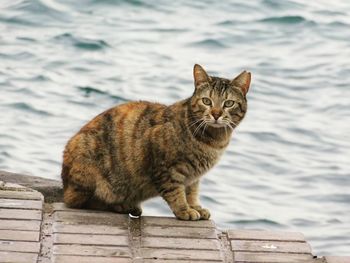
{"left": 224, "top": 100, "right": 235, "bottom": 107}
{"left": 202, "top": 97, "right": 212, "bottom": 106}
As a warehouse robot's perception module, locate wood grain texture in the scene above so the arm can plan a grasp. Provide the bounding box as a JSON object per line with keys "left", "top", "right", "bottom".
{"left": 142, "top": 216, "right": 216, "bottom": 228}
{"left": 0, "top": 219, "right": 41, "bottom": 231}
{"left": 325, "top": 256, "right": 350, "bottom": 263}
{"left": 54, "top": 211, "right": 128, "bottom": 226}
{"left": 0, "top": 251, "right": 38, "bottom": 263}
{"left": 141, "top": 247, "right": 222, "bottom": 261}
{"left": 0, "top": 230, "right": 40, "bottom": 242}
{"left": 142, "top": 236, "right": 220, "bottom": 250}
{"left": 142, "top": 225, "right": 218, "bottom": 239}
{"left": 53, "top": 233, "right": 129, "bottom": 246}
{"left": 231, "top": 240, "right": 312, "bottom": 254}
{"left": 53, "top": 222, "right": 127, "bottom": 235}
{"left": 228, "top": 229, "right": 305, "bottom": 242}
{"left": 52, "top": 255, "right": 132, "bottom": 263}
{"left": 234, "top": 251, "right": 313, "bottom": 263}
{"left": 0, "top": 190, "right": 42, "bottom": 200}
{"left": 53, "top": 244, "right": 131, "bottom": 257}
{"left": 0, "top": 198, "right": 43, "bottom": 210}
{"left": 0, "top": 240, "right": 40, "bottom": 253}
{"left": 0, "top": 208, "right": 42, "bottom": 220}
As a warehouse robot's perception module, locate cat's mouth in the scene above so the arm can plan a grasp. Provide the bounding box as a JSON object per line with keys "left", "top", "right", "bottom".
{"left": 207, "top": 120, "right": 227, "bottom": 128}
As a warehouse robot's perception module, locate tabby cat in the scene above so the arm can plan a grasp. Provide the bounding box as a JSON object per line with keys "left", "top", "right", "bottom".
{"left": 61, "top": 64, "right": 251, "bottom": 220}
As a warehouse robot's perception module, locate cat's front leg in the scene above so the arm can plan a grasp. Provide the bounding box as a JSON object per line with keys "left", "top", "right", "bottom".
{"left": 159, "top": 182, "right": 201, "bottom": 221}
{"left": 186, "top": 181, "right": 211, "bottom": 220}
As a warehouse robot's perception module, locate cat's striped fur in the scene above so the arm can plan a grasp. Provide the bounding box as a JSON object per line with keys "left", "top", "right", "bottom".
{"left": 62, "top": 64, "right": 251, "bottom": 220}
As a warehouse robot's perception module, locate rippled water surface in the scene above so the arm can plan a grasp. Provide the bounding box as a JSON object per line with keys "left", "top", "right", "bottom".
{"left": 1, "top": 0, "right": 349, "bottom": 255}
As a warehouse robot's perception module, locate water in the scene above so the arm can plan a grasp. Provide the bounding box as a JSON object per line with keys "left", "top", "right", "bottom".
{"left": 1, "top": 0, "right": 349, "bottom": 255}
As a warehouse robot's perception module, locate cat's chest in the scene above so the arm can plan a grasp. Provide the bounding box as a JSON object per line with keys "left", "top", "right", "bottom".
{"left": 182, "top": 145, "right": 225, "bottom": 183}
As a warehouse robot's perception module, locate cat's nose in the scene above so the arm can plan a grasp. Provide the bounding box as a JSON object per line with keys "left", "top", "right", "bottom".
{"left": 211, "top": 109, "right": 222, "bottom": 120}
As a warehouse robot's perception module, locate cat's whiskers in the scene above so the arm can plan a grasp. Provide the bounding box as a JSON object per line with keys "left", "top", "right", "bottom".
{"left": 229, "top": 120, "right": 238, "bottom": 127}
{"left": 188, "top": 118, "right": 204, "bottom": 129}
{"left": 227, "top": 123, "right": 235, "bottom": 133}
{"left": 221, "top": 119, "right": 235, "bottom": 133}
{"left": 201, "top": 121, "right": 209, "bottom": 137}
{"left": 202, "top": 115, "right": 213, "bottom": 137}
{"left": 193, "top": 120, "right": 206, "bottom": 137}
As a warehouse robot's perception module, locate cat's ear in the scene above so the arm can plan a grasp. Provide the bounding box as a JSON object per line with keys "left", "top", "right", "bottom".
{"left": 193, "top": 64, "right": 210, "bottom": 88}
{"left": 231, "top": 71, "right": 251, "bottom": 95}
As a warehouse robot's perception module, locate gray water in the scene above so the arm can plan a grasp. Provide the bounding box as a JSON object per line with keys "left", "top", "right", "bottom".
{"left": 1, "top": 0, "right": 349, "bottom": 255}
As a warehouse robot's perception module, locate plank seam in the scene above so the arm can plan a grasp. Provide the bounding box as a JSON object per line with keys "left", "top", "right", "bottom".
{"left": 37, "top": 204, "right": 54, "bottom": 263}
{"left": 218, "top": 231, "right": 234, "bottom": 263}
{"left": 129, "top": 216, "right": 143, "bottom": 263}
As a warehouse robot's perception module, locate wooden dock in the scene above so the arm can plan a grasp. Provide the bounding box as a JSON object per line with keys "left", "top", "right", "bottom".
{"left": 0, "top": 178, "right": 349, "bottom": 263}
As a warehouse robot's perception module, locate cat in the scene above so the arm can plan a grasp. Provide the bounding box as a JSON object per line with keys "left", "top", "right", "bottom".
{"left": 61, "top": 64, "right": 251, "bottom": 220}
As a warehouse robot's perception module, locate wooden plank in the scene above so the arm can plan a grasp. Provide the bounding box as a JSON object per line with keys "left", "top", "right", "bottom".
{"left": 231, "top": 240, "right": 312, "bottom": 254}
{"left": 0, "top": 251, "right": 38, "bottom": 263}
{"left": 53, "top": 244, "right": 131, "bottom": 257}
{"left": 141, "top": 247, "right": 222, "bottom": 261}
{"left": 0, "top": 230, "right": 40, "bottom": 242}
{"left": 234, "top": 252, "right": 313, "bottom": 263}
{"left": 142, "top": 226, "right": 217, "bottom": 239}
{"left": 53, "top": 223, "right": 127, "bottom": 235}
{"left": 0, "top": 199, "right": 42, "bottom": 210}
{"left": 54, "top": 211, "right": 128, "bottom": 226}
{"left": 53, "top": 233, "right": 129, "bottom": 246}
{"left": 0, "top": 208, "right": 42, "bottom": 220}
{"left": 227, "top": 229, "right": 305, "bottom": 242}
{"left": 142, "top": 236, "right": 220, "bottom": 250}
{"left": 0, "top": 240, "right": 40, "bottom": 253}
{"left": 52, "top": 203, "right": 106, "bottom": 213}
{"left": 142, "top": 216, "right": 216, "bottom": 228}
{"left": 143, "top": 260, "right": 222, "bottom": 263}
{"left": 325, "top": 256, "right": 350, "bottom": 263}
{"left": 53, "top": 255, "right": 132, "bottom": 263}
{"left": 0, "top": 219, "right": 41, "bottom": 231}
{"left": 0, "top": 190, "right": 42, "bottom": 200}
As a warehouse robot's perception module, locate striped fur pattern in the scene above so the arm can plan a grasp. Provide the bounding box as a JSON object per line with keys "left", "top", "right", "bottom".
{"left": 61, "top": 64, "right": 251, "bottom": 220}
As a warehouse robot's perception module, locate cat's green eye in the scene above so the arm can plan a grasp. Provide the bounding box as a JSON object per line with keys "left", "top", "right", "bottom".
{"left": 224, "top": 100, "right": 235, "bottom": 107}
{"left": 202, "top": 97, "right": 212, "bottom": 106}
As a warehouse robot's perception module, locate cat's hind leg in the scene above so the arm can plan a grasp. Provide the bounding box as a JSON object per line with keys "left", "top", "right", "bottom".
{"left": 94, "top": 177, "right": 142, "bottom": 215}
{"left": 63, "top": 183, "right": 92, "bottom": 208}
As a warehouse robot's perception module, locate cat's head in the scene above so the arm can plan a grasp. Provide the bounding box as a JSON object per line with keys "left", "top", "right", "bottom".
{"left": 190, "top": 64, "right": 251, "bottom": 129}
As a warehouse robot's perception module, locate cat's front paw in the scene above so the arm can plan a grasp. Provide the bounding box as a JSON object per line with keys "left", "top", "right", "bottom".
{"left": 191, "top": 206, "right": 211, "bottom": 220}
{"left": 195, "top": 207, "right": 211, "bottom": 220}
{"left": 175, "top": 208, "right": 201, "bottom": 221}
